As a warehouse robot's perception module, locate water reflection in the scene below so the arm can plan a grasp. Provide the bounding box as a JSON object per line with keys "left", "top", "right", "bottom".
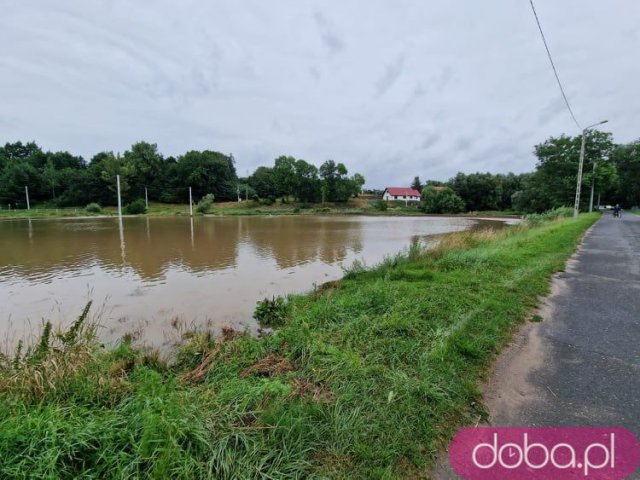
{"left": 0, "top": 217, "right": 371, "bottom": 282}
{"left": 0, "top": 215, "right": 502, "bottom": 346}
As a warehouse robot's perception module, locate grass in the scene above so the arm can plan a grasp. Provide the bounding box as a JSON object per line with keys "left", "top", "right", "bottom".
{"left": 0, "top": 199, "right": 438, "bottom": 220}
{"left": 0, "top": 212, "right": 599, "bottom": 479}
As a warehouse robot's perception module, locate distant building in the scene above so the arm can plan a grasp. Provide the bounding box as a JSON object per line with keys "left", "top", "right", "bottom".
{"left": 382, "top": 187, "right": 422, "bottom": 203}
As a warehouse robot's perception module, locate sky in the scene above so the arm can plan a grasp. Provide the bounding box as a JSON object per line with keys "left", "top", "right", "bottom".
{"left": 1, "top": 1, "right": 639, "bottom": 188}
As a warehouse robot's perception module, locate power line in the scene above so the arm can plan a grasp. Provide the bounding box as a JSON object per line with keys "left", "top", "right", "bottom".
{"left": 529, "top": 0, "right": 582, "bottom": 130}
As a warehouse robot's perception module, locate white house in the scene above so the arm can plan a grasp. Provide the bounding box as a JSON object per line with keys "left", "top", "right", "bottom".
{"left": 382, "top": 187, "right": 422, "bottom": 203}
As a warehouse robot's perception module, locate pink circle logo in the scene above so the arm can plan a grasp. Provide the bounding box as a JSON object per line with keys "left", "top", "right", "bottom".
{"left": 450, "top": 427, "right": 640, "bottom": 479}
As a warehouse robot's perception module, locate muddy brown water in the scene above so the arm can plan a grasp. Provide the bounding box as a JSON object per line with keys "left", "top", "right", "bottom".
{"left": 0, "top": 215, "right": 508, "bottom": 347}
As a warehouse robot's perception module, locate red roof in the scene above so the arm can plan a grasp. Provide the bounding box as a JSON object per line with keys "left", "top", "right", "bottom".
{"left": 384, "top": 187, "right": 421, "bottom": 197}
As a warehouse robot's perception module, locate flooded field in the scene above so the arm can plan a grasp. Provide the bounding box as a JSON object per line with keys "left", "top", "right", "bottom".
{"left": 0, "top": 215, "right": 507, "bottom": 346}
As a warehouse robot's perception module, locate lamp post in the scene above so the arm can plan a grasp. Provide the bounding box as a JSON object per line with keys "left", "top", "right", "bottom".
{"left": 573, "top": 120, "right": 608, "bottom": 218}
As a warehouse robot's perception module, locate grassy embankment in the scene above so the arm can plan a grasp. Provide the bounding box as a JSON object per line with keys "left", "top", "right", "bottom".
{"left": 0, "top": 198, "right": 521, "bottom": 220}
{"left": 0, "top": 212, "right": 598, "bottom": 478}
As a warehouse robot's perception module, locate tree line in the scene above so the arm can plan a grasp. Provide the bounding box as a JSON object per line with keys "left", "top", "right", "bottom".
{"left": 0, "top": 141, "right": 365, "bottom": 208}
{"left": 413, "top": 131, "right": 639, "bottom": 213}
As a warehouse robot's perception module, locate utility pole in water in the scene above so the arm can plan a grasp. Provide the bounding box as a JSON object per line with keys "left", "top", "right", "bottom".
{"left": 116, "top": 175, "right": 122, "bottom": 218}
{"left": 25, "top": 186, "right": 30, "bottom": 210}
{"left": 189, "top": 186, "right": 193, "bottom": 217}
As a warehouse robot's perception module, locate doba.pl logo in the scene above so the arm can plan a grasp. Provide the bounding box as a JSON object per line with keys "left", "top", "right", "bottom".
{"left": 449, "top": 427, "right": 640, "bottom": 479}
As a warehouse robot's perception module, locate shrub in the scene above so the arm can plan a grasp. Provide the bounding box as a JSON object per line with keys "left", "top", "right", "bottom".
{"left": 196, "top": 193, "right": 215, "bottom": 214}
{"left": 254, "top": 296, "right": 290, "bottom": 327}
{"left": 259, "top": 198, "right": 275, "bottom": 206}
{"left": 85, "top": 203, "right": 102, "bottom": 214}
{"left": 373, "top": 200, "right": 388, "bottom": 211}
{"left": 124, "top": 199, "right": 147, "bottom": 215}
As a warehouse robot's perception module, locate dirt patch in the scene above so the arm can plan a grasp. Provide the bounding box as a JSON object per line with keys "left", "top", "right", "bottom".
{"left": 290, "top": 378, "right": 334, "bottom": 403}
{"left": 221, "top": 326, "right": 243, "bottom": 342}
{"left": 179, "top": 326, "right": 245, "bottom": 384}
{"left": 240, "top": 354, "right": 296, "bottom": 378}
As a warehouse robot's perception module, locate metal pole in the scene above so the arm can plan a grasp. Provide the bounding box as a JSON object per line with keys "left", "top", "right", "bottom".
{"left": 573, "top": 131, "right": 587, "bottom": 218}
{"left": 597, "top": 193, "right": 601, "bottom": 210}
{"left": 116, "top": 175, "right": 122, "bottom": 218}
{"left": 589, "top": 161, "right": 596, "bottom": 213}
{"left": 145, "top": 186, "right": 149, "bottom": 209}
{"left": 189, "top": 186, "right": 193, "bottom": 217}
{"left": 25, "top": 186, "right": 30, "bottom": 210}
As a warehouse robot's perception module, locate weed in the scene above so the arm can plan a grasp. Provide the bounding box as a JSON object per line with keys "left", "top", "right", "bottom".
{"left": 254, "top": 296, "right": 290, "bottom": 327}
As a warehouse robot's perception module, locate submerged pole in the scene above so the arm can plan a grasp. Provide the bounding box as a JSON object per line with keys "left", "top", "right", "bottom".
{"left": 189, "top": 186, "right": 193, "bottom": 217}
{"left": 116, "top": 175, "right": 122, "bottom": 218}
{"left": 145, "top": 186, "right": 149, "bottom": 209}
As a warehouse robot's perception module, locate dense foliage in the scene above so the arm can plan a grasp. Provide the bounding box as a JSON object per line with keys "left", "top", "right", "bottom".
{"left": 0, "top": 142, "right": 365, "bottom": 208}
{"left": 419, "top": 132, "right": 638, "bottom": 213}
{"left": 421, "top": 186, "right": 465, "bottom": 214}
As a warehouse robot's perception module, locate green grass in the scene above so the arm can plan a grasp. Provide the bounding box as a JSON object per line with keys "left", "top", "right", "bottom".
{"left": 0, "top": 200, "right": 520, "bottom": 220}
{"left": 0, "top": 213, "right": 599, "bottom": 479}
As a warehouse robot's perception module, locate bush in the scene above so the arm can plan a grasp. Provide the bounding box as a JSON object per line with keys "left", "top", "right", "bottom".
{"left": 124, "top": 199, "right": 147, "bottom": 215}
{"left": 259, "top": 198, "right": 275, "bottom": 206}
{"left": 196, "top": 193, "right": 215, "bottom": 214}
{"left": 253, "top": 296, "right": 290, "bottom": 327}
{"left": 373, "top": 200, "right": 388, "bottom": 211}
{"left": 85, "top": 203, "right": 102, "bottom": 214}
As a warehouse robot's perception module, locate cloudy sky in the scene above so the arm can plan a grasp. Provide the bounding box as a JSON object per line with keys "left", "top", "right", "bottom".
{"left": 1, "top": 1, "right": 638, "bottom": 187}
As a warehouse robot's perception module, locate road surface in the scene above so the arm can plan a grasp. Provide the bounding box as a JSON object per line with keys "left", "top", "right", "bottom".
{"left": 433, "top": 213, "right": 640, "bottom": 478}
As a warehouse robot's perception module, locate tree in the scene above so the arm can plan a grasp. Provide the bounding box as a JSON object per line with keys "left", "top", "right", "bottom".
{"left": 421, "top": 186, "right": 465, "bottom": 214}
{"left": 248, "top": 166, "right": 278, "bottom": 200}
{"left": 42, "top": 158, "right": 58, "bottom": 199}
{"left": 513, "top": 131, "right": 615, "bottom": 212}
{"left": 448, "top": 172, "right": 500, "bottom": 211}
{"left": 319, "top": 160, "right": 358, "bottom": 202}
{"left": 273, "top": 156, "right": 297, "bottom": 201}
{"left": 89, "top": 151, "right": 135, "bottom": 204}
{"left": 175, "top": 150, "right": 237, "bottom": 201}
{"left": 494, "top": 173, "right": 526, "bottom": 211}
{"left": 124, "top": 142, "right": 164, "bottom": 200}
{"left": 611, "top": 141, "right": 640, "bottom": 207}
{"left": 411, "top": 176, "right": 423, "bottom": 193}
{"left": 0, "top": 161, "right": 42, "bottom": 206}
{"left": 293, "top": 159, "right": 320, "bottom": 202}
{"left": 0, "top": 141, "right": 42, "bottom": 168}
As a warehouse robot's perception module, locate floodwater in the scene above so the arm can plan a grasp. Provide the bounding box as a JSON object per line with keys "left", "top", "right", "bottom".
{"left": 0, "top": 215, "right": 506, "bottom": 347}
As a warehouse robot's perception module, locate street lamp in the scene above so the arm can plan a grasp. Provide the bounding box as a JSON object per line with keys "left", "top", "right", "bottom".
{"left": 573, "top": 119, "right": 608, "bottom": 218}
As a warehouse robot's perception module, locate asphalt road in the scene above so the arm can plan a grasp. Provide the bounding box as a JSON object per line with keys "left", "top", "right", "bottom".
{"left": 491, "top": 212, "right": 640, "bottom": 430}
{"left": 433, "top": 212, "right": 640, "bottom": 479}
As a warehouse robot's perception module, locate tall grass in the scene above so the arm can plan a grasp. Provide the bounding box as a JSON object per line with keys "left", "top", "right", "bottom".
{"left": 522, "top": 206, "right": 574, "bottom": 226}
{"left": 0, "top": 213, "right": 599, "bottom": 479}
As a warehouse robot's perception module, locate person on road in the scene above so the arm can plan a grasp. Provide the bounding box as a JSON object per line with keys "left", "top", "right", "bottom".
{"left": 613, "top": 204, "right": 622, "bottom": 218}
